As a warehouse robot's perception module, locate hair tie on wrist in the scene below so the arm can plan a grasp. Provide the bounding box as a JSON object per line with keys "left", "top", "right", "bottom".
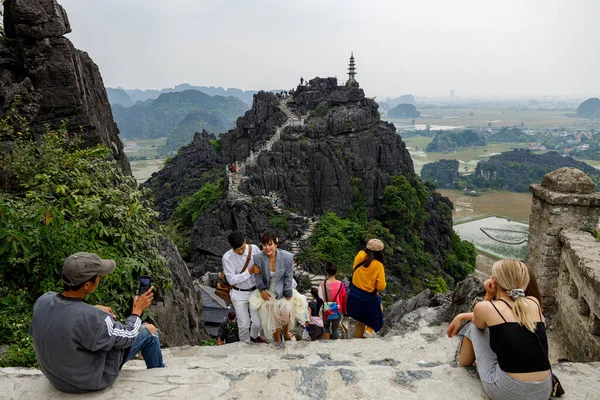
{"left": 506, "top": 289, "right": 525, "bottom": 300}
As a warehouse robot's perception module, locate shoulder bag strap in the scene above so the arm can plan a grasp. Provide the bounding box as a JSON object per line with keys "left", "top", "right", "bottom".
{"left": 332, "top": 282, "right": 343, "bottom": 302}
{"left": 323, "top": 280, "right": 328, "bottom": 302}
{"left": 241, "top": 244, "right": 252, "bottom": 273}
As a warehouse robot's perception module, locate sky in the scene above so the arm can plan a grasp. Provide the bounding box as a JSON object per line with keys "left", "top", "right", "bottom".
{"left": 61, "top": 0, "right": 600, "bottom": 99}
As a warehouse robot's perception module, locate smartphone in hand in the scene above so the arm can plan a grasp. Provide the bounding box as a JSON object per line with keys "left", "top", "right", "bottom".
{"left": 139, "top": 275, "right": 152, "bottom": 296}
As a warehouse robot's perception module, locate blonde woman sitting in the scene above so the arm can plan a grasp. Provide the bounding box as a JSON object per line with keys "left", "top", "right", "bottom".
{"left": 449, "top": 259, "right": 552, "bottom": 400}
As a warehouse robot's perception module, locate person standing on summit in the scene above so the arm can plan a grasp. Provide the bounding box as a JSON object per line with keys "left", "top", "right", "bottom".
{"left": 222, "top": 231, "right": 269, "bottom": 343}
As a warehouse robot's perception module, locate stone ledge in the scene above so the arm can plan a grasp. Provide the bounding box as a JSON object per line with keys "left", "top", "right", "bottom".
{"left": 2, "top": 325, "right": 599, "bottom": 399}
{"left": 530, "top": 184, "right": 600, "bottom": 206}
{"left": 559, "top": 229, "right": 600, "bottom": 295}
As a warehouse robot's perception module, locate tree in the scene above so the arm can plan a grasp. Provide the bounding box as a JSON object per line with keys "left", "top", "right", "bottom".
{"left": 380, "top": 175, "right": 428, "bottom": 236}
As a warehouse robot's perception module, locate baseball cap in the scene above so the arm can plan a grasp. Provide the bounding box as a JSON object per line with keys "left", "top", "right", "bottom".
{"left": 366, "top": 238, "right": 385, "bottom": 251}
{"left": 62, "top": 252, "right": 116, "bottom": 286}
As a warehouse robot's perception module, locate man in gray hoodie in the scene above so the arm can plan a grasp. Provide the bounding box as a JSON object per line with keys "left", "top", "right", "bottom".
{"left": 29, "top": 252, "right": 164, "bottom": 394}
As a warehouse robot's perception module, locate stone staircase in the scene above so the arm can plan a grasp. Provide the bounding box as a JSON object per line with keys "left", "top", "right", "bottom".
{"left": 226, "top": 99, "right": 304, "bottom": 202}
{"left": 3, "top": 323, "right": 598, "bottom": 399}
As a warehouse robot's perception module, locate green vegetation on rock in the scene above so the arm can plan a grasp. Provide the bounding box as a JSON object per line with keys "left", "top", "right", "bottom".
{"left": 174, "top": 179, "right": 223, "bottom": 227}
{"left": 300, "top": 174, "right": 476, "bottom": 298}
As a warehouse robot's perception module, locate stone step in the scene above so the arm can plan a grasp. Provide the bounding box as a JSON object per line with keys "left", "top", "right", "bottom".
{"left": 4, "top": 325, "right": 599, "bottom": 399}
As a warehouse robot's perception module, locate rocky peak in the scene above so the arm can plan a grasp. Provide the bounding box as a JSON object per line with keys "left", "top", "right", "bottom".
{"left": 0, "top": 0, "right": 131, "bottom": 174}
{"left": 3, "top": 0, "right": 71, "bottom": 39}
{"left": 292, "top": 77, "right": 369, "bottom": 115}
{"left": 221, "top": 91, "right": 287, "bottom": 164}
{"left": 144, "top": 130, "right": 223, "bottom": 220}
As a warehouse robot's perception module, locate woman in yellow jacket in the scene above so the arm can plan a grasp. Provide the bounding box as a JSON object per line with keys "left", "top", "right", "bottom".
{"left": 347, "top": 239, "right": 386, "bottom": 338}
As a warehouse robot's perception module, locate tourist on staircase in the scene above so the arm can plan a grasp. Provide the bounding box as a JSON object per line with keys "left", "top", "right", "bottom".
{"left": 221, "top": 232, "right": 268, "bottom": 344}
{"left": 305, "top": 288, "right": 324, "bottom": 341}
{"left": 250, "top": 231, "right": 308, "bottom": 342}
{"left": 217, "top": 311, "right": 240, "bottom": 345}
{"left": 347, "top": 239, "right": 387, "bottom": 338}
{"left": 318, "top": 262, "right": 347, "bottom": 340}
{"left": 449, "top": 259, "right": 553, "bottom": 400}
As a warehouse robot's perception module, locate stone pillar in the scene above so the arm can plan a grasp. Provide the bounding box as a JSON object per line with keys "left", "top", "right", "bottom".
{"left": 527, "top": 168, "right": 600, "bottom": 313}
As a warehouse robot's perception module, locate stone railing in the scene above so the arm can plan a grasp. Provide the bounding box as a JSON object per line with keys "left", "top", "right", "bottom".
{"left": 527, "top": 167, "right": 600, "bottom": 362}
{"left": 557, "top": 229, "right": 600, "bottom": 361}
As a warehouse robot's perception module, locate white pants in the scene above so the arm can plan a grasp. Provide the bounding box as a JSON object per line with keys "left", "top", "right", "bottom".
{"left": 231, "top": 289, "right": 262, "bottom": 342}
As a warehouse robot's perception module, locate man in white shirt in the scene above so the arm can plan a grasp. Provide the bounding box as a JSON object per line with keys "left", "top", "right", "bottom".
{"left": 222, "top": 231, "right": 268, "bottom": 343}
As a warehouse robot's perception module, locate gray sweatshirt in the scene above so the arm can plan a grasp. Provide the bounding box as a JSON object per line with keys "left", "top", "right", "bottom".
{"left": 253, "top": 249, "right": 294, "bottom": 299}
{"left": 29, "top": 292, "right": 142, "bottom": 393}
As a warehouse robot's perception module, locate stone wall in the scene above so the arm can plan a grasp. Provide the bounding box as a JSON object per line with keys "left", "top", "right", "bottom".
{"left": 527, "top": 167, "right": 600, "bottom": 361}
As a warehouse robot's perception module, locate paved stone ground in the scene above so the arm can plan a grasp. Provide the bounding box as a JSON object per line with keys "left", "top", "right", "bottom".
{"left": 2, "top": 324, "right": 598, "bottom": 399}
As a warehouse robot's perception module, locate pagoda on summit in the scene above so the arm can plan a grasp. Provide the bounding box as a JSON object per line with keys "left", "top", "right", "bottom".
{"left": 346, "top": 53, "right": 359, "bottom": 88}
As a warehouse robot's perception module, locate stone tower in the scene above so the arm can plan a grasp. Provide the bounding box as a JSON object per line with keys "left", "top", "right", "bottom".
{"left": 346, "top": 53, "right": 359, "bottom": 88}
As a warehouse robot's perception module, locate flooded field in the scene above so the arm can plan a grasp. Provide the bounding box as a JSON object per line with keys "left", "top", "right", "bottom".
{"left": 454, "top": 216, "right": 529, "bottom": 261}
{"left": 130, "top": 159, "right": 165, "bottom": 184}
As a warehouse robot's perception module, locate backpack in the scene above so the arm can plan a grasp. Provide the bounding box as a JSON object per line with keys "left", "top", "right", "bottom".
{"left": 322, "top": 280, "right": 343, "bottom": 320}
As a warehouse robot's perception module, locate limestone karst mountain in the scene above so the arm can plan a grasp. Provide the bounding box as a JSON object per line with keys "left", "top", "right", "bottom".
{"left": 0, "top": 0, "right": 131, "bottom": 174}
{"left": 147, "top": 77, "right": 474, "bottom": 295}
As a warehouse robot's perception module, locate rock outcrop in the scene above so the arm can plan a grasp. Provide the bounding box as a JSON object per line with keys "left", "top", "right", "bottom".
{"left": 381, "top": 275, "right": 484, "bottom": 337}
{"left": 387, "top": 103, "right": 421, "bottom": 119}
{"left": 426, "top": 129, "right": 486, "bottom": 152}
{"left": 143, "top": 131, "right": 224, "bottom": 220}
{"left": 472, "top": 149, "right": 600, "bottom": 192}
{"left": 421, "top": 159, "right": 460, "bottom": 189}
{"left": 0, "top": 0, "right": 131, "bottom": 174}
{"left": 237, "top": 78, "right": 414, "bottom": 217}
{"left": 575, "top": 98, "right": 600, "bottom": 119}
{"left": 152, "top": 238, "right": 209, "bottom": 347}
{"left": 187, "top": 199, "right": 307, "bottom": 276}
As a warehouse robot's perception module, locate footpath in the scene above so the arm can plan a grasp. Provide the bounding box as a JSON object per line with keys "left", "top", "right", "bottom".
{"left": 1, "top": 323, "right": 598, "bottom": 399}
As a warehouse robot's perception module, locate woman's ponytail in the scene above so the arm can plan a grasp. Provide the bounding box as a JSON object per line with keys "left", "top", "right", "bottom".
{"left": 492, "top": 259, "right": 538, "bottom": 332}
{"left": 513, "top": 295, "right": 537, "bottom": 332}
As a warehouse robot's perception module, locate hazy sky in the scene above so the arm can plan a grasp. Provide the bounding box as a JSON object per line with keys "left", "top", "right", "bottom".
{"left": 61, "top": 0, "right": 600, "bottom": 99}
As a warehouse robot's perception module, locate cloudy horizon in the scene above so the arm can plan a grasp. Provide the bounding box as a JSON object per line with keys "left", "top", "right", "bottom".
{"left": 61, "top": 0, "right": 600, "bottom": 99}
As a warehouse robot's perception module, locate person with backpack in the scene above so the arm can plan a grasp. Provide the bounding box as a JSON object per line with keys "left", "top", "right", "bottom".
{"left": 318, "top": 262, "right": 347, "bottom": 340}
{"left": 347, "top": 239, "right": 386, "bottom": 338}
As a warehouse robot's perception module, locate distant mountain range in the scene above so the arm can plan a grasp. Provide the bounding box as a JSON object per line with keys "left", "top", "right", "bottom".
{"left": 111, "top": 90, "right": 249, "bottom": 149}
{"left": 107, "top": 83, "right": 281, "bottom": 107}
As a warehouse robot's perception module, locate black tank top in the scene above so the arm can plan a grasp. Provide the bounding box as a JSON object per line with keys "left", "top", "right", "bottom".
{"left": 488, "top": 299, "right": 551, "bottom": 373}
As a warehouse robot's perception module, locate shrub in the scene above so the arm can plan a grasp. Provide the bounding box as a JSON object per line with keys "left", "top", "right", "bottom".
{"left": 208, "top": 138, "right": 222, "bottom": 154}
{"left": 300, "top": 212, "right": 364, "bottom": 274}
{"left": 380, "top": 175, "right": 428, "bottom": 236}
{"left": 269, "top": 214, "right": 289, "bottom": 231}
{"left": 174, "top": 179, "right": 223, "bottom": 227}
{"left": 313, "top": 102, "right": 329, "bottom": 118}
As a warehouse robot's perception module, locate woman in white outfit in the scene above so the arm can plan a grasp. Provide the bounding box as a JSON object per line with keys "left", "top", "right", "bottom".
{"left": 250, "top": 231, "right": 307, "bottom": 342}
